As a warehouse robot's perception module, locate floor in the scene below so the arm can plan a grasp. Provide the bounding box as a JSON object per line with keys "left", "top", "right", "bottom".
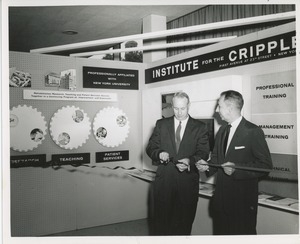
{"left": 48, "top": 218, "right": 150, "bottom": 236}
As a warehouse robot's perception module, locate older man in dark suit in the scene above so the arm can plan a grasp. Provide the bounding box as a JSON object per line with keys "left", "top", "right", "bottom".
{"left": 197, "top": 90, "right": 272, "bottom": 235}
{"left": 146, "top": 91, "right": 210, "bottom": 235}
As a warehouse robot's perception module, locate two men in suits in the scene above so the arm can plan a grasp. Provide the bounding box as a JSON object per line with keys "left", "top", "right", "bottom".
{"left": 197, "top": 90, "right": 273, "bottom": 235}
{"left": 146, "top": 92, "right": 210, "bottom": 235}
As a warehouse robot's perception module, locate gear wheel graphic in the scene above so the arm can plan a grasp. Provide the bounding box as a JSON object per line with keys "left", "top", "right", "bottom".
{"left": 93, "top": 107, "right": 130, "bottom": 147}
{"left": 50, "top": 106, "right": 91, "bottom": 150}
{"left": 10, "top": 105, "right": 47, "bottom": 152}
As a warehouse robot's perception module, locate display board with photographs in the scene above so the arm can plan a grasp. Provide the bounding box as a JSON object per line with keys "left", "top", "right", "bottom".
{"left": 10, "top": 105, "right": 47, "bottom": 152}
{"left": 49, "top": 106, "right": 91, "bottom": 150}
{"left": 93, "top": 107, "right": 130, "bottom": 148}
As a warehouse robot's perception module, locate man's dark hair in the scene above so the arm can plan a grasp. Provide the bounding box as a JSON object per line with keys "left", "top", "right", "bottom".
{"left": 220, "top": 90, "right": 244, "bottom": 110}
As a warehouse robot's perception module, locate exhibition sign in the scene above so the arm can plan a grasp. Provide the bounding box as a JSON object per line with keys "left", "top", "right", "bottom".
{"left": 24, "top": 89, "right": 118, "bottom": 102}
{"left": 51, "top": 153, "right": 90, "bottom": 165}
{"left": 251, "top": 113, "right": 297, "bottom": 155}
{"left": 251, "top": 70, "right": 297, "bottom": 156}
{"left": 269, "top": 154, "right": 298, "bottom": 182}
{"left": 11, "top": 154, "right": 46, "bottom": 168}
{"left": 145, "top": 31, "right": 296, "bottom": 83}
{"left": 251, "top": 70, "right": 297, "bottom": 185}
{"left": 83, "top": 66, "right": 139, "bottom": 90}
{"left": 96, "top": 150, "right": 129, "bottom": 163}
{"left": 251, "top": 71, "right": 296, "bottom": 114}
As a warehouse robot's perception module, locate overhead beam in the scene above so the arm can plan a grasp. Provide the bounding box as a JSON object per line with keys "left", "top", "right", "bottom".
{"left": 30, "top": 11, "right": 295, "bottom": 54}
{"left": 71, "top": 36, "right": 237, "bottom": 57}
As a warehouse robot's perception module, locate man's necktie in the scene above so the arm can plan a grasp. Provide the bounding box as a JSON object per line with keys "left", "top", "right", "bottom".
{"left": 175, "top": 121, "right": 182, "bottom": 153}
{"left": 223, "top": 124, "right": 231, "bottom": 155}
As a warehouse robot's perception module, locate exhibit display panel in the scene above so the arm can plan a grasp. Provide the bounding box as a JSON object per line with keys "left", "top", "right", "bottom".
{"left": 9, "top": 51, "right": 148, "bottom": 236}
{"left": 251, "top": 70, "right": 297, "bottom": 198}
{"left": 143, "top": 22, "right": 298, "bottom": 199}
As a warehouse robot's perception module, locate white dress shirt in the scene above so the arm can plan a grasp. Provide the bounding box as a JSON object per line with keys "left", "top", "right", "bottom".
{"left": 226, "top": 116, "right": 243, "bottom": 152}
{"left": 174, "top": 116, "right": 189, "bottom": 140}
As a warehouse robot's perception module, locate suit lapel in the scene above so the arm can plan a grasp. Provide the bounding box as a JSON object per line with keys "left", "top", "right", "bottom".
{"left": 167, "top": 117, "right": 177, "bottom": 152}
{"left": 181, "top": 117, "right": 192, "bottom": 142}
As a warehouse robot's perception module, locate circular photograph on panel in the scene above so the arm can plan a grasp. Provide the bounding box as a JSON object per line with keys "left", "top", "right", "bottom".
{"left": 116, "top": 115, "right": 127, "bottom": 127}
{"left": 72, "top": 109, "right": 84, "bottom": 123}
{"left": 10, "top": 114, "right": 19, "bottom": 127}
{"left": 96, "top": 127, "right": 107, "bottom": 139}
{"left": 30, "top": 128, "right": 44, "bottom": 142}
{"left": 58, "top": 132, "right": 71, "bottom": 146}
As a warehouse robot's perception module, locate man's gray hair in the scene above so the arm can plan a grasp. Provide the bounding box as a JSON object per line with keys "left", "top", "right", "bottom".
{"left": 172, "top": 92, "right": 190, "bottom": 105}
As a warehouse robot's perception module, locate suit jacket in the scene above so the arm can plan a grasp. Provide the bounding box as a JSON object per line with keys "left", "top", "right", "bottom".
{"left": 147, "top": 115, "right": 209, "bottom": 165}
{"left": 208, "top": 117, "right": 273, "bottom": 215}
{"left": 146, "top": 115, "right": 210, "bottom": 204}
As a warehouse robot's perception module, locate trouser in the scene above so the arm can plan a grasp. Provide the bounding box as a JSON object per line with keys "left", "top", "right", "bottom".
{"left": 213, "top": 205, "right": 257, "bottom": 235}
{"left": 150, "top": 183, "right": 198, "bottom": 235}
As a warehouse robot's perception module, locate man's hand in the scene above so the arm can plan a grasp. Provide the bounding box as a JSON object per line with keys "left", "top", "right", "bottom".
{"left": 221, "top": 162, "right": 235, "bottom": 176}
{"left": 176, "top": 158, "right": 190, "bottom": 172}
{"left": 159, "top": 152, "right": 170, "bottom": 163}
{"left": 195, "top": 159, "right": 209, "bottom": 172}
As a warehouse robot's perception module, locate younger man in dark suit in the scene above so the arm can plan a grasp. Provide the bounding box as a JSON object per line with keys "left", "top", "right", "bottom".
{"left": 197, "top": 90, "right": 272, "bottom": 235}
{"left": 146, "top": 92, "right": 210, "bottom": 235}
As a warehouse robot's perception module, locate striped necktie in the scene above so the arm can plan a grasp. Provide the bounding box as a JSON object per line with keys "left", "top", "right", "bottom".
{"left": 175, "top": 121, "right": 182, "bottom": 152}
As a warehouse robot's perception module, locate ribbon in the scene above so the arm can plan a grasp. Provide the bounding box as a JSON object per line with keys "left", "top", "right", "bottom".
{"left": 206, "top": 162, "right": 297, "bottom": 175}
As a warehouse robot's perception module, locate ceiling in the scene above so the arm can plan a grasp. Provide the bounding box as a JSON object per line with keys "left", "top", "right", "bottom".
{"left": 9, "top": 5, "right": 205, "bottom": 55}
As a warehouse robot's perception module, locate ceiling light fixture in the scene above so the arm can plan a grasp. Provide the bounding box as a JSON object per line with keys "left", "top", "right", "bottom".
{"left": 62, "top": 30, "right": 78, "bottom": 35}
{"left": 31, "top": 11, "right": 295, "bottom": 54}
